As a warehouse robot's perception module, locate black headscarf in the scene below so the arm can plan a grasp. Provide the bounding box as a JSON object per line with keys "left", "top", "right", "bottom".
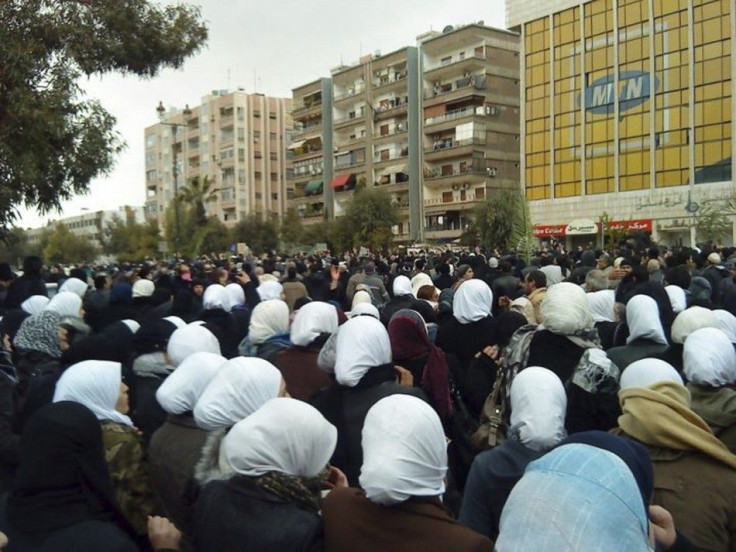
{"left": 495, "top": 311, "right": 528, "bottom": 348}
{"left": 6, "top": 402, "right": 135, "bottom": 537}
{"left": 60, "top": 321, "right": 135, "bottom": 367}
{"left": 0, "top": 309, "right": 30, "bottom": 343}
{"left": 409, "top": 299, "right": 438, "bottom": 324}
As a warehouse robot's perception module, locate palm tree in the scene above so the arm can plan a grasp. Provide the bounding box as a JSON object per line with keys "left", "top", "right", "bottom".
{"left": 177, "top": 175, "right": 219, "bottom": 227}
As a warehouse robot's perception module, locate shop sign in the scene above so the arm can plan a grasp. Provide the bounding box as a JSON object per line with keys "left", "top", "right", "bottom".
{"left": 533, "top": 224, "right": 566, "bottom": 238}
{"left": 565, "top": 219, "right": 599, "bottom": 235}
{"left": 606, "top": 219, "right": 652, "bottom": 233}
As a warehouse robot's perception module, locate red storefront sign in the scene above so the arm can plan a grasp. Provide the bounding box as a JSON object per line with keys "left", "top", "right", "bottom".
{"left": 534, "top": 219, "right": 652, "bottom": 237}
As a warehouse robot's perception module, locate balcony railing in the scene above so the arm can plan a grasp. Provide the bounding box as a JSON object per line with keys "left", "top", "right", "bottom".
{"left": 334, "top": 84, "right": 365, "bottom": 101}
{"left": 424, "top": 106, "right": 487, "bottom": 126}
{"left": 424, "top": 159, "right": 495, "bottom": 180}
{"left": 423, "top": 74, "right": 487, "bottom": 100}
{"left": 372, "top": 72, "right": 407, "bottom": 89}
{"left": 424, "top": 137, "right": 486, "bottom": 154}
{"left": 424, "top": 52, "right": 486, "bottom": 74}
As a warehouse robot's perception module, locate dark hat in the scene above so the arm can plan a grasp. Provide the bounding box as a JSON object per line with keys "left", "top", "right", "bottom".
{"left": 456, "top": 264, "right": 471, "bottom": 279}
{"left": 0, "top": 263, "right": 15, "bottom": 281}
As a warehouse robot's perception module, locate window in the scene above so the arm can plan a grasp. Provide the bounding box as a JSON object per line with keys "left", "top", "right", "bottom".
{"left": 269, "top": 112, "right": 276, "bottom": 119}
{"left": 255, "top": 171, "right": 262, "bottom": 180}
{"left": 255, "top": 192, "right": 262, "bottom": 199}
{"left": 270, "top": 172, "right": 278, "bottom": 181}
{"left": 253, "top": 131, "right": 261, "bottom": 141}
{"left": 269, "top": 132, "right": 276, "bottom": 141}
{"left": 271, "top": 193, "right": 278, "bottom": 200}
{"left": 270, "top": 152, "right": 277, "bottom": 160}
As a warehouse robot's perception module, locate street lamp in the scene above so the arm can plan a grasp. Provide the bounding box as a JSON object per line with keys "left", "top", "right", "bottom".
{"left": 156, "top": 101, "right": 191, "bottom": 256}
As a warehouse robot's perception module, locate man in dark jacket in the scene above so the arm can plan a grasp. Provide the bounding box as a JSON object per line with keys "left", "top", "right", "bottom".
{"left": 4, "top": 256, "right": 47, "bottom": 310}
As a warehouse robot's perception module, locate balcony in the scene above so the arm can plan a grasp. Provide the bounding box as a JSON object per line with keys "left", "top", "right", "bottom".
{"left": 373, "top": 124, "right": 408, "bottom": 144}
{"left": 424, "top": 53, "right": 488, "bottom": 81}
{"left": 334, "top": 110, "right": 365, "bottom": 129}
{"left": 423, "top": 75, "right": 487, "bottom": 107}
{"left": 424, "top": 192, "right": 482, "bottom": 213}
{"left": 424, "top": 138, "right": 486, "bottom": 161}
{"left": 374, "top": 146, "right": 409, "bottom": 165}
{"left": 292, "top": 100, "right": 323, "bottom": 118}
{"left": 424, "top": 160, "right": 494, "bottom": 187}
{"left": 372, "top": 72, "right": 407, "bottom": 93}
{"left": 334, "top": 83, "right": 365, "bottom": 103}
{"left": 424, "top": 105, "right": 489, "bottom": 126}
{"left": 373, "top": 98, "right": 409, "bottom": 122}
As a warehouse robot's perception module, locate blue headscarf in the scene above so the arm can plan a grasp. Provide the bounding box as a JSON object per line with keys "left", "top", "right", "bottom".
{"left": 496, "top": 443, "right": 650, "bottom": 551}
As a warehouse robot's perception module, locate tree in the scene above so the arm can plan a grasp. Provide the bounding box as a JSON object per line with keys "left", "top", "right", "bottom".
{"left": 695, "top": 202, "right": 732, "bottom": 244}
{"left": 103, "top": 216, "right": 160, "bottom": 262}
{"left": 470, "top": 189, "right": 519, "bottom": 252}
{"left": 0, "top": 1, "right": 208, "bottom": 232}
{"left": 199, "top": 216, "right": 230, "bottom": 256}
{"left": 230, "top": 214, "right": 280, "bottom": 256}
{"left": 342, "top": 186, "right": 399, "bottom": 253}
{"left": 178, "top": 175, "right": 219, "bottom": 227}
{"left": 0, "top": 227, "right": 43, "bottom": 266}
{"left": 280, "top": 208, "right": 305, "bottom": 250}
{"left": 162, "top": 202, "right": 197, "bottom": 258}
{"left": 43, "top": 223, "right": 98, "bottom": 264}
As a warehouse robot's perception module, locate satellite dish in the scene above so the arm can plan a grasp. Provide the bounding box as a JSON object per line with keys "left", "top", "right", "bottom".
{"left": 478, "top": 20, "right": 485, "bottom": 25}
{"left": 442, "top": 25, "right": 454, "bottom": 33}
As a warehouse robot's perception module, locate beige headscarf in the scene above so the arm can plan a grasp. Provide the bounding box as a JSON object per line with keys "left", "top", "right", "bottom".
{"left": 618, "top": 381, "right": 736, "bottom": 470}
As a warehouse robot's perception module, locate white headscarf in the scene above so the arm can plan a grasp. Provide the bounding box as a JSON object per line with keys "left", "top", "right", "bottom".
{"left": 540, "top": 265, "right": 563, "bottom": 287}
{"left": 163, "top": 316, "right": 186, "bottom": 329}
{"left": 713, "top": 310, "right": 736, "bottom": 343}
{"left": 509, "top": 367, "right": 567, "bottom": 451}
{"left": 156, "top": 351, "right": 226, "bottom": 415}
{"left": 360, "top": 395, "right": 446, "bottom": 505}
{"left": 248, "top": 300, "right": 289, "bottom": 345}
{"left": 53, "top": 360, "right": 133, "bottom": 427}
{"left": 586, "top": 289, "right": 615, "bottom": 323}
{"left": 225, "top": 283, "right": 245, "bottom": 310}
{"left": 671, "top": 306, "right": 718, "bottom": 344}
{"left": 625, "top": 295, "right": 668, "bottom": 345}
{"left": 665, "top": 285, "right": 687, "bottom": 314}
{"left": 43, "top": 291, "right": 82, "bottom": 317}
{"left": 349, "top": 303, "right": 380, "bottom": 319}
{"left": 194, "top": 357, "right": 283, "bottom": 431}
{"left": 684, "top": 327, "right": 736, "bottom": 387}
{"left": 619, "top": 358, "right": 683, "bottom": 389}
{"left": 59, "top": 277, "right": 88, "bottom": 298}
{"left": 335, "top": 315, "right": 391, "bottom": 387}
{"left": 20, "top": 295, "right": 49, "bottom": 315}
{"left": 392, "top": 275, "right": 413, "bottom": 297}
{"left": 222, "top": 397, "right": 337, "bottom": 477}
{"left": 132, "top": 279, "right": 154, "bottom": 298}
{"left": 203, "top": 284, "right": 231, "bottom": 312}
{"left": 167, "top": 324, "right": 222, "bottom": 367}
{"left": 120, "top": 319, "right": 140, "bottom": 334}
{"left": 540, "top": 282, "right": 593, "bottom": 335}
{"left": 257, "top": 281, "right": 283, "bottom": 301}
{"left": 411, "top": 273, "right": 434, "bottom": 298}
{"left": 351, "top": 290, "right": 372, "bottom": 310}
{"left": 290, "top": 302, "right": 338, "bottom": 347}
{"left": 453, "top": 279, "right": 493, "bottom": 324}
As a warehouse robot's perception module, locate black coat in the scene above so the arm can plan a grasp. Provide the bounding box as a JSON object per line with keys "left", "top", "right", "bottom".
{"left": 310, "top": 364, "right": 426, "bottom": 486}
{"left": 195, "top": 476, "right": 323, "bottom": 552}
{"left": 3, "top": 277, "right": 46, "bottom": 311}
{"left": 436, "top": 316, "right": 496, "bottom": 372}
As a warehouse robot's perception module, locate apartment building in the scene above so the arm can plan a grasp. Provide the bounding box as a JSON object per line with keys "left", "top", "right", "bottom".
{"left": 145, "top": 90, "right": 292, "bottom": 228}
{"left": 509, "top": 0, "right": 736, "bottom": 247}
{"left": 286, "top": 23, "right": 521, "bottom": 242}
{"left": 26, "top": 206, "right": 145, "bottom": 249}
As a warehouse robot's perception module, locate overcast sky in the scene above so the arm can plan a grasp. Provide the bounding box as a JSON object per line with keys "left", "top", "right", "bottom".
{"left": 19, "top": 0, "right": 507, "bottom": 229}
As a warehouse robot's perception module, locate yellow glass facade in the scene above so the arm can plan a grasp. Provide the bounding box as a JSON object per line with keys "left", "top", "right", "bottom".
{"left": 524, "top": 0, "right": 732, "bottom": 201}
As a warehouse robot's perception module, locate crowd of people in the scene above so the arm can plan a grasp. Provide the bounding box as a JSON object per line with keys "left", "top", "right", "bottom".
{"left": 0, "top": 240, "right": 734, "bottom": 550}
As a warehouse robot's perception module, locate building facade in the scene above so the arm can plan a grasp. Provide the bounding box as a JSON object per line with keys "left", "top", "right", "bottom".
{"left": 509, "top": 0, "right": 735, "bottom": 246}
{"left": 26, "top": 206, "right": 145, "bottom": 249}
{"left": 286, "top": 23, "right": 521, "bottom": 242}
{"left": 145, "top": 91, "right": 292, "bottom": 228}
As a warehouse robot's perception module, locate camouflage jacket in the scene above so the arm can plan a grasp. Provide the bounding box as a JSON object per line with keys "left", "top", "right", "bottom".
{"left": 101, "top": 421, "right": 158, "bottom": 535}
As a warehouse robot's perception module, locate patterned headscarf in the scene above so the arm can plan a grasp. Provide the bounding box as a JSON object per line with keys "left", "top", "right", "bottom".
{"left": 14, "top": 311, "right": 62, "bottom": 359}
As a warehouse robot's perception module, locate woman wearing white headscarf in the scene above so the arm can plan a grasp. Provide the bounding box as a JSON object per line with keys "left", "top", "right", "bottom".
{"left": 684, "top": 327, "right": 736, "bottom": 454}
{"left": 202, "top": 284, "right": 231, "bottom": 312}
{"left": 436, "top": 279, "right": 496, "bottom": 371}
{"left": 257, "top": 280, "right": 284, "bottom": 302}
{"left": 505, "top": 282, "right": 620, "bottom": 434}
{"left": 656, "top": 305, "right": 720, "bottom": 373}
{"left": 607, "top": 294, "right": 669, "bottom": 370}
{"left": 58, "top": 277, "right": 88, "bottom": 298}
{"left": 19, "top": 295, "right": 49, "bottom": 316}
{"left": 615, "top": 357, "right": 736, "bottom": 551}
{"left": 311, "top": 315, "right": 426, "bottom": 486}
{"left": 275, "top": 301, "right": 337, "bottom": 401}
{"left": 44, "top": 291, "right": 83, "bottom": 318}
{"left": 713, "top": 309, "right": 736, "bottom": 343}
{"left": 224, "top": 283, "right": 245, "bottom": 311}
{"left": 53, "top": 360, "right": 156, "bottom": 535}
{"left": 496, "top": 444, "right": 651, "bottom": 551}
{"left": 665, "top": 285, "right": 688, "bottom": 314}
{"left": 198, "top": 284, "right": 250, "bottom": 359}
{"left": 193, "top": 357, "right": 286, "bottom": 485}
{"left": 460, "top": 367, "right": 567, "bottom": 540}
{"left": 587, "top": 288, "right": 618, "bottom": 349}
{"left": 149, "top": 351, "right": 225, "bottom": 535}
{"left": 380, "top": 275, "right": 416, "bottom": 325}
{"left": 322, "top": 395, "right": 492, "bottom": 552}
{"left": 238, "top": 299, "right": 291, "bottom": 363}
{"left": 194, "top": 398, "right": 339, "bottom": 551}
{"left": 167, "top": 323, "right": 221, "bottom": 367}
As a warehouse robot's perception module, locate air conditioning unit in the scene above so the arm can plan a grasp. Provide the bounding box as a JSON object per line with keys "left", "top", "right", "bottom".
{"left": 487, "top": 167, "right": 498, "bottom": 177}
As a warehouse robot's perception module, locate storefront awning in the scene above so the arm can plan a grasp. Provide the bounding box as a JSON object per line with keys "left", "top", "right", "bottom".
{"left": 287, "top": 140, "right": 306, "bottom": 150}
{"left": 331, "top": 173, "right": 353, "bottom": 189}
{"left": 304, "top": 180, "right": 323, "bottom": 194}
